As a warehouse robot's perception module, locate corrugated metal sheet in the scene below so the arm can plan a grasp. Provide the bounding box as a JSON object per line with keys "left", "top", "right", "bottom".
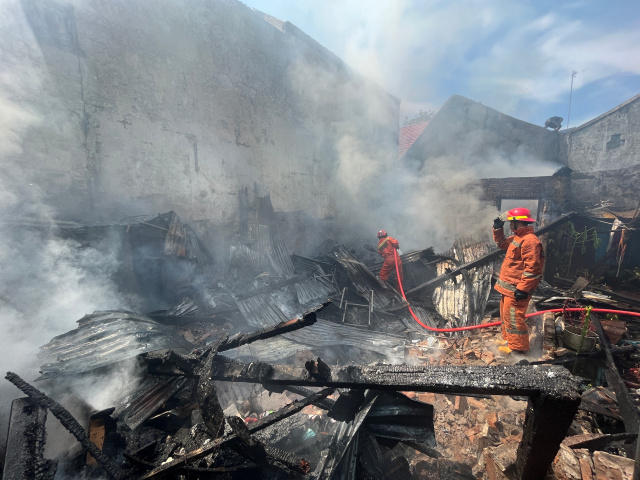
{"left": 327, "top": 246, "right": 405, "bottom": 310}
{"left": 37, "top": 311, "right": 193, "bottom": 380}
{"left": 294, "top": 276, "right": 338, "bottom": 306}
{"left": 399, "top": 306, "right": 438, "bottom": 332}
{"left": 115, "top": 376, "right": 191, "bottom": 430}
{"left": 366, "top": 249, "right": 427, "bottom": 273}
{"left": 291, "top": 254, "right": 335, "bottom": 276}
{"left": 236, "top": 294, "right": 291, "bottom": 328}
{"left": 432, "top": 237, "right": 494, "bottom": 327}
{"left": 160, "top": 212, "right": 213, "bottom": 266}
{"left": 222, "top": 319, "right": 405, "bottom": 361}
{"left": 255, "top": 224, "right": 295, "bottom": 277}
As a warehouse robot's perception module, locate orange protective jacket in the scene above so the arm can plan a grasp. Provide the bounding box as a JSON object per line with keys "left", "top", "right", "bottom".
{"left": 378, "top": 236, "right": 400, "bottom": 259}
{"left": 493, "top": 225, "right": 545, "bottom": 298}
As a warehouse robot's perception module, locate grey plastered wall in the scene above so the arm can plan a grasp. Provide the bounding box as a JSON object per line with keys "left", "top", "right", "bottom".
{"left": 3, "top": 0, "right": 398, "bottom": 224}
{"left": 403, "top": 95, "right": 566, "bottom": 172}
{"left": 567, "top": 95, "right": 640, "bottom": 173}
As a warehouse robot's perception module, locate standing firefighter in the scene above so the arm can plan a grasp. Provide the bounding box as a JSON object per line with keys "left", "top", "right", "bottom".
{"left": 493, "top": 208, "right": 545, "bottom": 353}
{"left": 377, "top": 230, "right": 403, "bottom": 290}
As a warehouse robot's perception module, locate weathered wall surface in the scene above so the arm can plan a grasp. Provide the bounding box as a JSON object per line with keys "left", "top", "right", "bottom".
{"left": 568, "top": 164, "right": 640, "bottom": 212}
{"left": 403, "top": 95, "right": 566, "bottom": 175}
{"left": 567, "top": 95, "right": 640, "bottom": 173}
{"left": 2, "top": 0, "right": 399, "bottom": 223}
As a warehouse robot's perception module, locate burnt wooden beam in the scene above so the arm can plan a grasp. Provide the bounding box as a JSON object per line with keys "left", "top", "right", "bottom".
{"left": 516, "top": 391, "right": 581, "bottom": 480}
{"left": 208, "top": 358, "right": 581, "bottom": 397}
{"left": 145, "top": 303, "right": 328, "bottom": 377}
{"left": 208, "top": 359, "right": 581, "bottom": 480}
{"left": 141, "top": 387, "right": 334, "bottom": 479}
{"left": 227, "top": 416, "right": 310, "bottom": 476}
{"left": 5, "top": 372, "right": 126, "bottom": 480}
{"left": 406, "top": 211, "right": 576, "bottom": 296}
{"left": 217, "top": 301, "right": 328, "bottom": 352}
{"left": 592, "top": 316, "right": 640, "bottom": 435}
{"left": 529, "top": 344, "right": 638, "bottom": 366}
{"left": 2, "top": 398, "right": 57, "bottom": 480}
{"left": 196, "top": 346, "right": 226, "bottom": 438}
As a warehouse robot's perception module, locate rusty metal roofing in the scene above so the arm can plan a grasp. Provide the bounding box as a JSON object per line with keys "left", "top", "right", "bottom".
{"left": 37, "top": 311, "right": 193, "bottom": 380}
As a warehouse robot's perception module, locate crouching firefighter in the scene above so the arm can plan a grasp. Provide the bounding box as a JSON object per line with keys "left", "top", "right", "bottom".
{"left": 377, "top": 230, "right": 403, "bottom": 291}
{"left": 492, "top": 208, "right": 545, "bottom": 353}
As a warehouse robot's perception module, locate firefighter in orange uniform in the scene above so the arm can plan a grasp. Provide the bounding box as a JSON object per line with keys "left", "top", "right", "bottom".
{"left": 377, "top": 230, "right": 403, "bottom": 290}
{"left": 493, "top": 208, "right": 545, "bottom": 353}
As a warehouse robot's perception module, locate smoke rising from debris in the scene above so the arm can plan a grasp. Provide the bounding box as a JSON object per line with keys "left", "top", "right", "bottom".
{"left": 0, "top": 0, "right": 141, "bottom": 455}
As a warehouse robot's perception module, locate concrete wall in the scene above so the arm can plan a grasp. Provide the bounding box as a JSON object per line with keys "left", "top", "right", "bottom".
{"left": 567, "top": 95, "right": 640, "bottom": 173}
{"left": 403, "top": 95, "right": 566, "bottom": 174}
{"left": 568, "top": 164, "right": 640, "bottom": 212}
{"left": 2, "top": 0, "right": 399, "bottom": 223}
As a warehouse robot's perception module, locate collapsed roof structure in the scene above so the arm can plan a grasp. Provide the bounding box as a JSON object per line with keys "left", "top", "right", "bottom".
{"left": 2, "top": 0, "right": 640, "bottom": 478}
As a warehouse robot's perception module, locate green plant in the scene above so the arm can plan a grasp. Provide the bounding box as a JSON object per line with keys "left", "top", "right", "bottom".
{"left": 576, "top": 305, "right": 593, "bottom": 354}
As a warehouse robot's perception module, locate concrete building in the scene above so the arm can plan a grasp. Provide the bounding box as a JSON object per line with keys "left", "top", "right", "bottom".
{"left": 566, "top": 93, "right": 640, "bottom": 173}
{"left": 399, "top": 95, "right": 566, "bottom": 173}
{"left": 2, "top": 0, "right": 399, "bottom": 225}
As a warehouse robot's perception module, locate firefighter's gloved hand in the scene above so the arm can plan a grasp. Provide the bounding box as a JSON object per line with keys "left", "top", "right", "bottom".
{"left": 493, "top": 217, "right": 505, "bottom": 229}
{"left": 514, "top": 289, "right": 529, "bottom": 301}
{"left": 498, "top": 211, "right": 510, "bottom": 222}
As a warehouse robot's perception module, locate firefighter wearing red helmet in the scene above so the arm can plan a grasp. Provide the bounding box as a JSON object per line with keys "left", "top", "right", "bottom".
{"left": 377, "top": 230, "right": 403, "bottom": 290}
{"left": 492, "top": 207, "right": 544, "bottom": 353}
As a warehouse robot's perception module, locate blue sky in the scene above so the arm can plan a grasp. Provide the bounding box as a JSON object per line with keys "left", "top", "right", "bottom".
{"left": 242, "top": 0, "right": 640, "bottom": 128}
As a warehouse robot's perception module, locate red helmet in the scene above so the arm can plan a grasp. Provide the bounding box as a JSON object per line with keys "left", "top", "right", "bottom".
{"left": 507, "top": 208, "right": 536, "bottom": 223}
{"left": 377, "top": 229, "right": 387, "bottom": 238}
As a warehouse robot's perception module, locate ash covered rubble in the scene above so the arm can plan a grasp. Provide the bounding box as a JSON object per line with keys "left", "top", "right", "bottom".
{"left": 3, "top": 208, "right": 640, "bottom": 480}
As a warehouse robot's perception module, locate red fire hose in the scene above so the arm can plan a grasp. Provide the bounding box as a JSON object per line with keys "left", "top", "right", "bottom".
{"left": 391, "top": 249, "right": 640, "bottom": 333}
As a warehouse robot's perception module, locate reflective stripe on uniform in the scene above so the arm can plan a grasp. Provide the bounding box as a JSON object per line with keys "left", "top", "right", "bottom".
{"left": 511, "top": 240, "right": 522, "bottom": 248}
{"left": 508, "top": 307, "right": 527, "bottom": 334}
{"left": 522, "top": 272, "right": 541, "bottom": 278}
{"left": 507, "top": 328, "right": 529, "bottom": 334}
{"left": 497, "top": 278, "right": 516, "bottom": 292}
{"left": 378, "top": 238, "right": 388, "bottom": 251}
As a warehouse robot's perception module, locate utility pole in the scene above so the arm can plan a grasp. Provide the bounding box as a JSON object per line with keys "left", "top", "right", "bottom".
{"left": 567, "top": 70, "right": 577, "bottom": 129}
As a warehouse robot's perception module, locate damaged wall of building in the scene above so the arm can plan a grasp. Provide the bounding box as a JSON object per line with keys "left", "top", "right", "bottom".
{"left": 3, "top": 0, "right": 399, "bottom": 224}
{"left": 402, "top": 95, "right": 567, "bottom": 175}
{"left": 566, "top": 93, "right": 640, "bottom": 173}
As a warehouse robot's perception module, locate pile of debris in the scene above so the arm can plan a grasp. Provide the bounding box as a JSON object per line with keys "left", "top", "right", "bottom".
{"left": 3, "top": 208, "right": 640, "bottom": 479}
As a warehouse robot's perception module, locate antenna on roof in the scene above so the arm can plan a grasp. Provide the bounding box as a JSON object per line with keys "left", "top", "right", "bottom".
{"left": 567, "top": 70, "right": 577, "bottom": 129}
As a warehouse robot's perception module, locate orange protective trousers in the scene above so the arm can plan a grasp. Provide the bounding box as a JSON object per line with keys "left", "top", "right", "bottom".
{"left": 379, "top": 257, "right": 403, "bottom": 290}
{"left": 500, "top": 295, "right": 530, "bottom": 352}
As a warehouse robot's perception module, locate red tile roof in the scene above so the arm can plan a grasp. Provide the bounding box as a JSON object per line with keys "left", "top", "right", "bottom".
{"left": 398, "top": 121, "right": 429, "bottom": 159}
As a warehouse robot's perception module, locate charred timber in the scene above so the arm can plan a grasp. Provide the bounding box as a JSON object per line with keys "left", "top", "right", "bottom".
{"left": 146, "top": 303, "right": 328, "bottom": 377}
{"left": 530, "top": 344, "right": 638, "bottom": 366}
{"left": 227, "top": 416, "right": 310, "bottom": 476}
{"left": 406, "top": 211, "right": 576, "bottom": 296}
{"left": 141, "top": 387, "right": 334, "bottom": 479}
{"left": 2, "top": 398, "right": 57, "bottom": 480}
{"left": 592, "top": 316, "right": 640, "bottom": 436}
{"left": 208, "top": 359, "right": 582, "bottom": 398}
{"left": 5, "top": 372, "right": 126, "bottom": 480}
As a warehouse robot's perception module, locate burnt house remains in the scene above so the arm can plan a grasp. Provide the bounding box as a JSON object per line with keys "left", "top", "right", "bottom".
{"left": 2, "top": 0, "right": 640, "bottom": 479}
